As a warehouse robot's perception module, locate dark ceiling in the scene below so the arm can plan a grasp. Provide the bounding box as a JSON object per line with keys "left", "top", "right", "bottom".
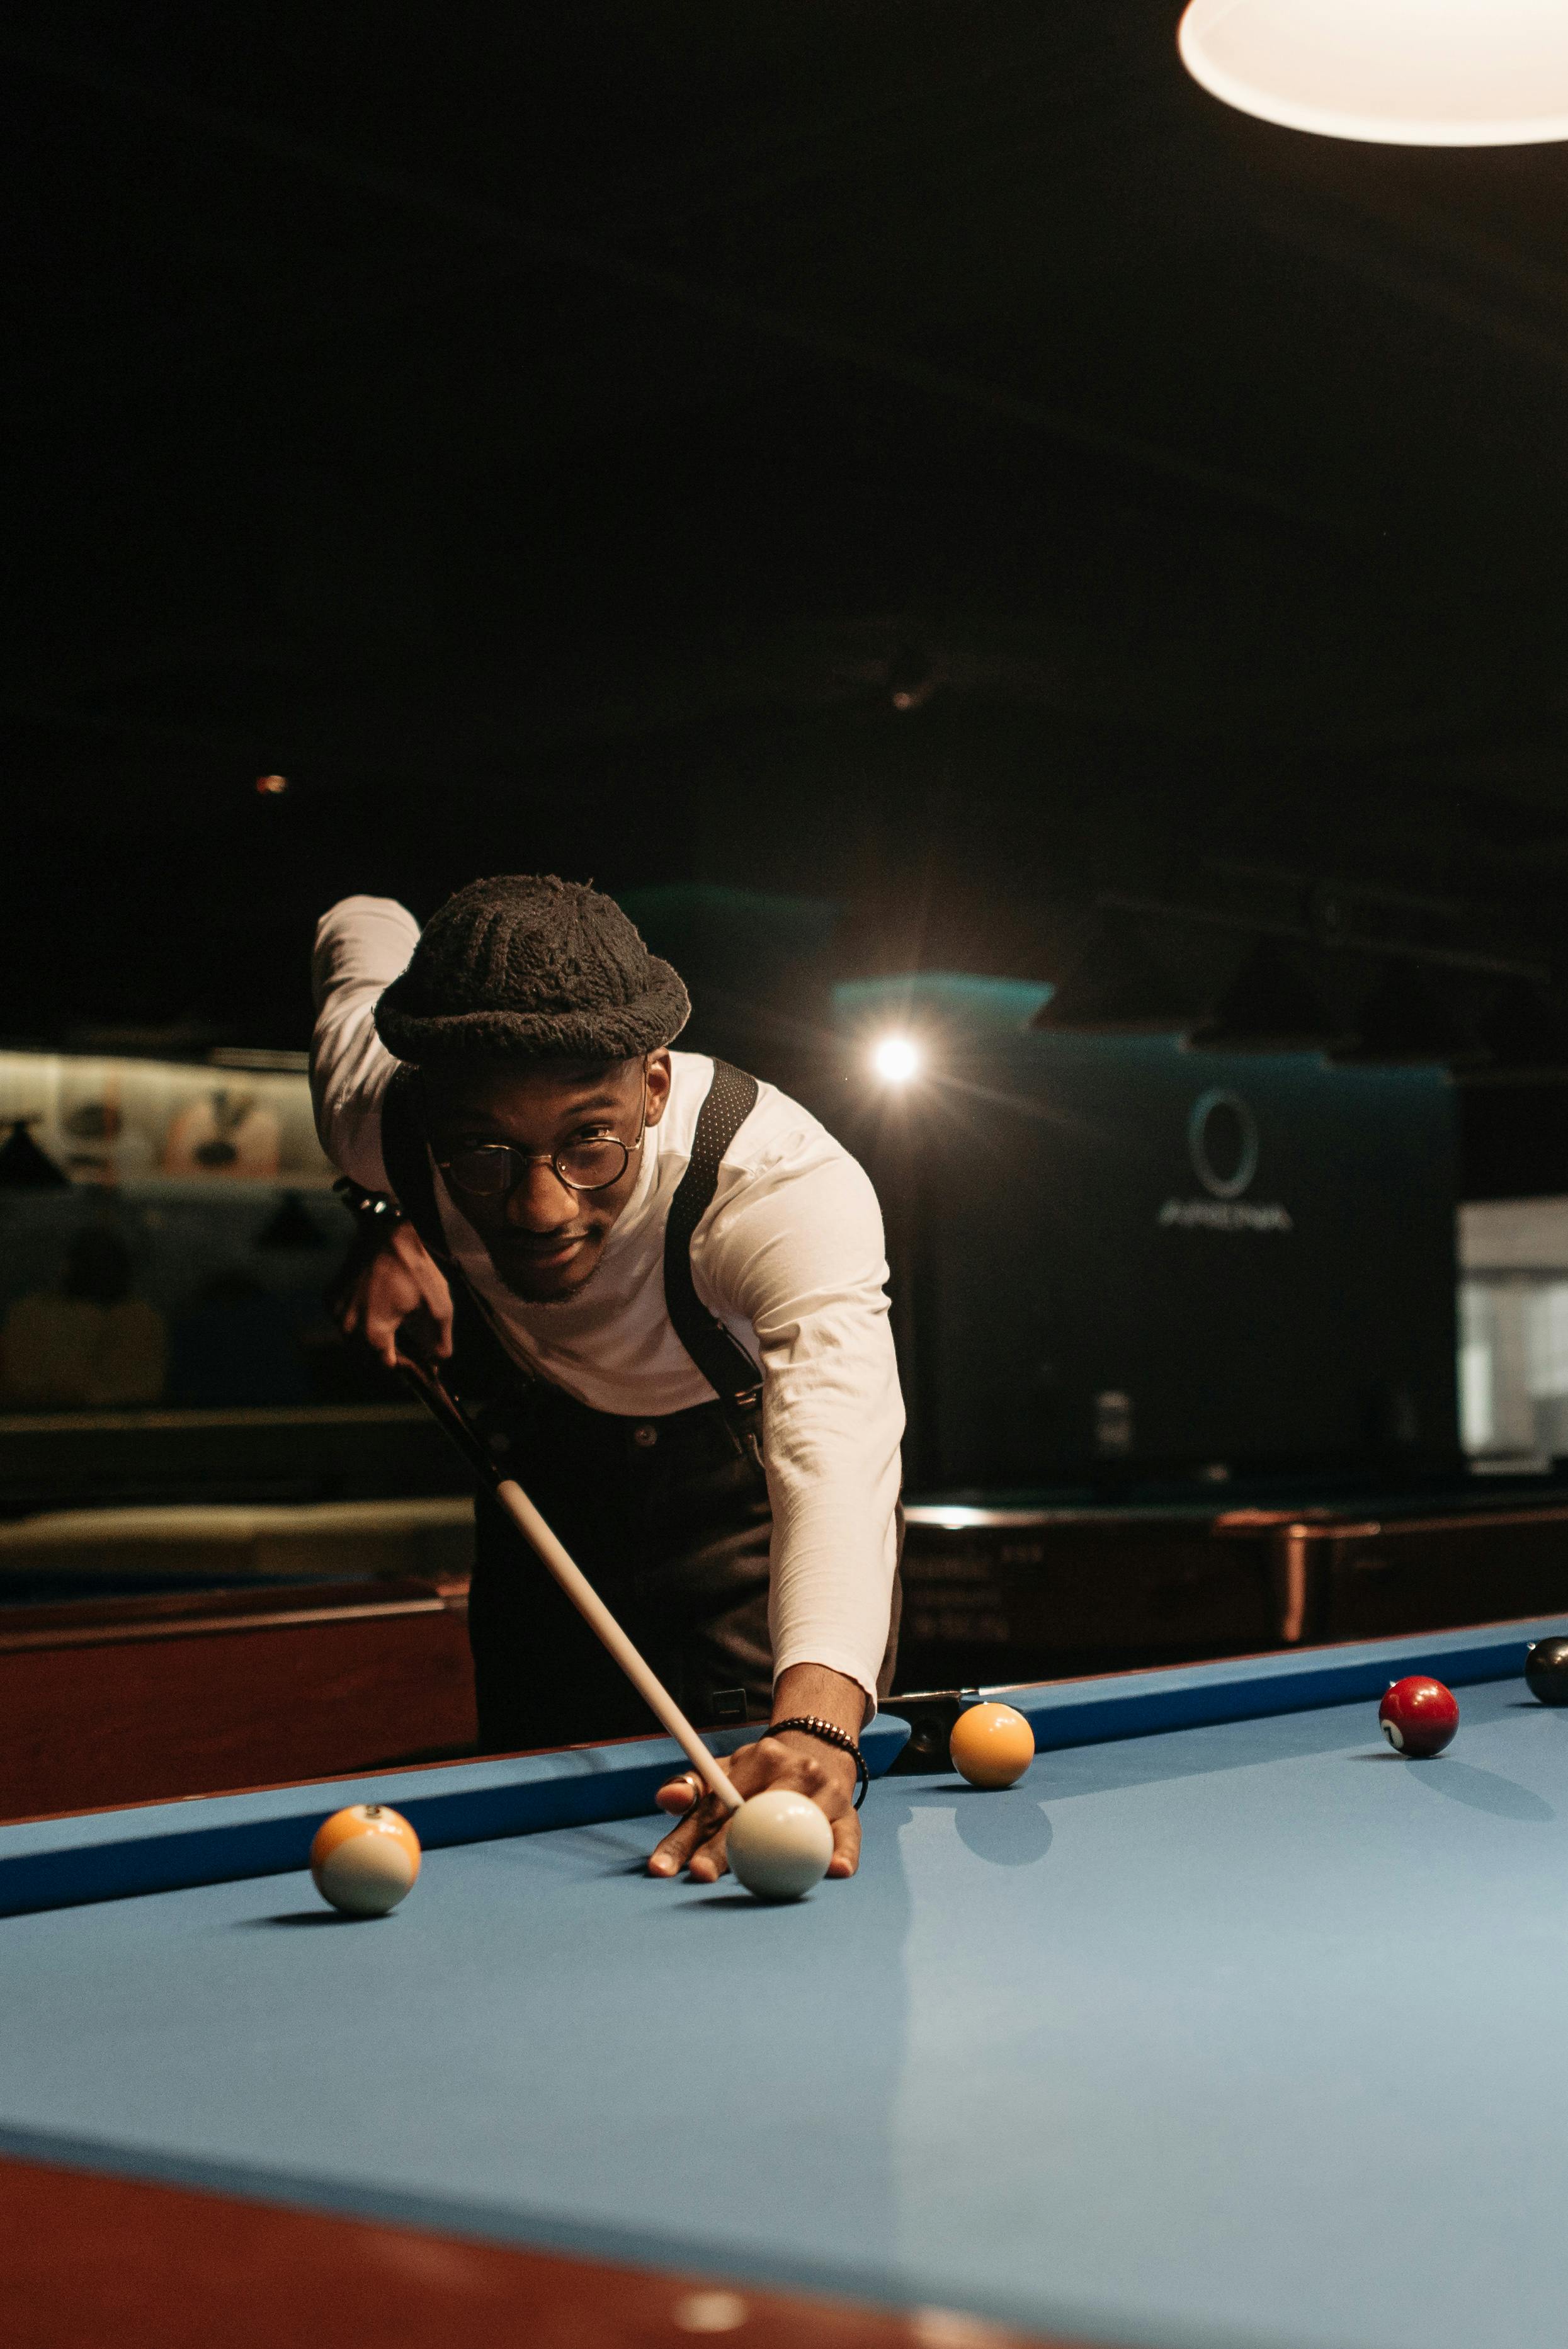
{"left": 4, "top": 2, "right": 1568, "bottom": 1057}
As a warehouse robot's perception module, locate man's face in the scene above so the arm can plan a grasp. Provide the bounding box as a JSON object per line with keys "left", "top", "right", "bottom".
{"left": 420, "top": 1052, "right": 671, "bottom": 1303}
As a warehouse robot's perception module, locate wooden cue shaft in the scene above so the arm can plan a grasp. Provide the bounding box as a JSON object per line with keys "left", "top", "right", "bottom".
{"left": 492, "top": 1476, "right": 744, "bottom": 1813}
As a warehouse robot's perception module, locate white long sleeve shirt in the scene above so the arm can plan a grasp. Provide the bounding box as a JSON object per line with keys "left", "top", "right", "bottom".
{"left": 311, "top": 897, "right": 904, "bottom": 1709}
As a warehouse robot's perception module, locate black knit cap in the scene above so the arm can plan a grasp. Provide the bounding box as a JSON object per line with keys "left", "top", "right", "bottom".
{"left": 373, "top": 875, "right": 690, "bottom": 1067}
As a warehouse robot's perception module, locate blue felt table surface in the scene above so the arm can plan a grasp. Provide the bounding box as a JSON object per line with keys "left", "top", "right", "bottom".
{"left": 8, "top": 1663, "right": 1568, "bottom": 2349}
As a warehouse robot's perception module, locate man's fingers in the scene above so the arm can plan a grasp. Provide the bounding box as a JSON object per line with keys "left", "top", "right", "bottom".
{"left": 369, "top": 1315, "right": 406, "bottom": 1372}
{"left": 361, "top": 1307, "right": 397, "bottom": 1368}
{"left": 827, "top": 1809, "right": 861, "bottom": 1879}
{"left": 336, "top": 1236, "right": 453, "bottom": 1365}
{"left": 413, "top": 1265, "right": 456, "bottom": 1357}
{"left": 647, "top": 1792, "right": 730, "bottom": 1876}
{"left": 685, "top": 1812, "right": 732, "bottom": 1884}
{"left": 424, "top": 1290, "right": 456, "bottom": 1358}
{"left": 399, "top": 1280, "right": 452, "bottom": 1359}
{"left": 654, "top": 1773, "right": 702, "bottom": 1818}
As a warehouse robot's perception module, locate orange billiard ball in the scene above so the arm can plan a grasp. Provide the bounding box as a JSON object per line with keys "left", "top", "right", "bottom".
{"left": 948, "top": 1702, "right": 1035, "bottom": 1789}
{"left": 310, "top": 1804, "right": 422, "bottom": 1916}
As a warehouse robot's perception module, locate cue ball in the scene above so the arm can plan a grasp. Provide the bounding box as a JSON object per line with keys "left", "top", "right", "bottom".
{"left": 1378, "top": 1676, "right": 1459, "bottom": 1759}
{"left": 948, "top": 1702, "right": 1035, "bottom": 1789}
{"left": 727, "top": 1789, "right": 834, "bottom": 1901}
{"left": 1525, "top": 1638, "right": 1568, "bottom": 1706}
{"left": 310, "top": 1804, "right": 422, "bottom": 1916}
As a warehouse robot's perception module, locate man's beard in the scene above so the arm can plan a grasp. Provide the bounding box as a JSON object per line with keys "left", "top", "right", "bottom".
{"left": 491, "top": 1237, "right": 609, "bottom": 1305}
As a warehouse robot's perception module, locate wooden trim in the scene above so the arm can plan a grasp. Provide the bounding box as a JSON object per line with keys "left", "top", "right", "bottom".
{"left": 0, "top": 1583, "right": 478, "bottom": 1824}
{"left": 0, "top": 1404, "right": 429, "bottom": 1435}
{"left": 0, "top": 2153, "right": 1085, "bottom": 2349}
{"left": 1213, "top": 1501, "right": 1568, "bottom": 1539}
{"left": 0, "top": 1588, "right": 453, "bottom": 1663}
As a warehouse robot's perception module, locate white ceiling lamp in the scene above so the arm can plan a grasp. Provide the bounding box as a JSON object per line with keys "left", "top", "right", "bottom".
{"left": 1178, "top": 0, "right": 1568, "bottom": 147}
{"left": 870, "top": 1033, "right": 922, "bottom": 1086}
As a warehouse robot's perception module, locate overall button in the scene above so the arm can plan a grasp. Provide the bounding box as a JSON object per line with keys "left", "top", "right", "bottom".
{"left": 632, "top": 1423, "right": 659, "bottom": 1448}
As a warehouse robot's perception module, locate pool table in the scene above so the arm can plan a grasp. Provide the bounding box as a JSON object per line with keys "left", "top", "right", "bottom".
{"left": 7, "top": 1615, "right": 1568, "bottom": 2349}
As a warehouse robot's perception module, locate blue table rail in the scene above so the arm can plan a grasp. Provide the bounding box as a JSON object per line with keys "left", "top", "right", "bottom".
{"left": 0, "top": 1715, "right": 912, "bottom": 1919}
{"left": 5, "top": 1617, "right": 1564, "bottom": 1919}
{"left": 974, "top": 1613, "right": 1568, "bottom": 1749}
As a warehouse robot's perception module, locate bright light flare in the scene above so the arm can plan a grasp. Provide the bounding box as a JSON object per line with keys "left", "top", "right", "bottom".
{"left": 1178, "top": 0, "right": 1568, "bottom": 148}
{"left": 871, "top": 1034, "right": 922, "bottom": 1086}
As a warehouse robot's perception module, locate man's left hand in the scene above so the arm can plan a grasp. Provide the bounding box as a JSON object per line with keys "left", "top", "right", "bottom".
{"left": 647, "top": 1663, "right": 870, "bottom": 1884}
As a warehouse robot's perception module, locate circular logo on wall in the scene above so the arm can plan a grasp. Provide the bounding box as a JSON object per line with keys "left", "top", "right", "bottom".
{"left": 1187, "top": 1089, "right": 1259, "bottom": 1200}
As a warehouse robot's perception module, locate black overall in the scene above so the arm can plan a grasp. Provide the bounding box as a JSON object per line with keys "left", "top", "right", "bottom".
{"left": 380, "top": 1061, "right": 899, "bottom": 1751}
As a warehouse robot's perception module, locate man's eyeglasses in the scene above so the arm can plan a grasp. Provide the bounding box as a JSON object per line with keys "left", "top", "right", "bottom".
{"left": 435, "top": 1068, "right": 649, "bottom": 1200}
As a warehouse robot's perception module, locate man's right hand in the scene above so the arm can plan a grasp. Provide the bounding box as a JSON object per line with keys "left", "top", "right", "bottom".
{"left": 337, "top": 1221, "right": 455, "bottom": 1370}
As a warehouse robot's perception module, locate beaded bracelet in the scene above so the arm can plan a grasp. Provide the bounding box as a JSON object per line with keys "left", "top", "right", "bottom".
{"left": 769, "top": 1714, "right": 870, "bottom": 1810}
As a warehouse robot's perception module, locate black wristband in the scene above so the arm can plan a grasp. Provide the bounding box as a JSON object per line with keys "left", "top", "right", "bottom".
{"left": 770, "top": 1715, "right": 870, "bottom": 1810}
{"left": 333, "top": 1176, "right": 404, "bottom": 1229}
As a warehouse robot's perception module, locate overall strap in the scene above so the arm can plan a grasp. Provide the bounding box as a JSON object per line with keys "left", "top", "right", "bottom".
{"left": 379, "top": 1065, "right": 452, "bottom": 1267}
{"left": 662, "top": 1061, "right": 764, "bottom": 1436}
{"left": 378, "top": 1064, "right": 522, "bottom": 1400}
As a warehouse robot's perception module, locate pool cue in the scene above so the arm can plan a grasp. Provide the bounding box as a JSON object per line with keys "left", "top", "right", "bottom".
{"left": 394, "top": 1343, "right": 744, "bottom": 1816}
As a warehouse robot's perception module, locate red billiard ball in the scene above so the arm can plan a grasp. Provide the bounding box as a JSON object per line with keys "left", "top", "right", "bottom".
{"left": 1378, "top": 1676, "right": 1459, "bottom": 1758}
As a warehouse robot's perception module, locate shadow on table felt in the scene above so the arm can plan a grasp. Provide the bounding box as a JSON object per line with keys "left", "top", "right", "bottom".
{"left": 898, "top": 1785, "right": 1054, "bottom": 1869}
{"left": 1346, "top": 1749, "right": 1554, "bottom": 1821}
{"left": 569, "top": 1850, "right": 662, "bottom": 1880}
{"left": 242, "top": 1909, "right": 367, "bottom": 1928}
{"left": 674, "top": 1889, "right": 831, "bottom": 1913}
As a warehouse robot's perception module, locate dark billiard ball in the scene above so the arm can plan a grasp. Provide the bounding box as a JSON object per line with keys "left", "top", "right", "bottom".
{"left": 1525, "top": 1639, "right": 1568, "bottom": 1707}
{"left": 1378, "top": 1676, "right": 1459, "bottom": 1758}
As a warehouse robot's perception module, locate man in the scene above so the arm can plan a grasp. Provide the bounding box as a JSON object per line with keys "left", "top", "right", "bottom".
{"left": 312, "top": 875, "right": 903, "bottom": 1885}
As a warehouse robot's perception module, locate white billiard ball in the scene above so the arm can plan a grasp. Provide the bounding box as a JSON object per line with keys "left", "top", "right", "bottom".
{"left": 726, "top": 1789, "right": 835, "bottom": 1900}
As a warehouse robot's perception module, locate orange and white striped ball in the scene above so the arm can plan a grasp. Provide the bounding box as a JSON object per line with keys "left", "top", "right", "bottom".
{"left": 310, "top": 1804, "right": 422, "bottom": 1916}
{"left": 948, "top": 1702, "right": 1035, "bottom": 1789}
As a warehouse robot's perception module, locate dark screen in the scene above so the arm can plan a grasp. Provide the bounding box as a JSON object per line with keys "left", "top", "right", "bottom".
{"left": 849, "top": 1017, "right": 1458, "bottom": 1488}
